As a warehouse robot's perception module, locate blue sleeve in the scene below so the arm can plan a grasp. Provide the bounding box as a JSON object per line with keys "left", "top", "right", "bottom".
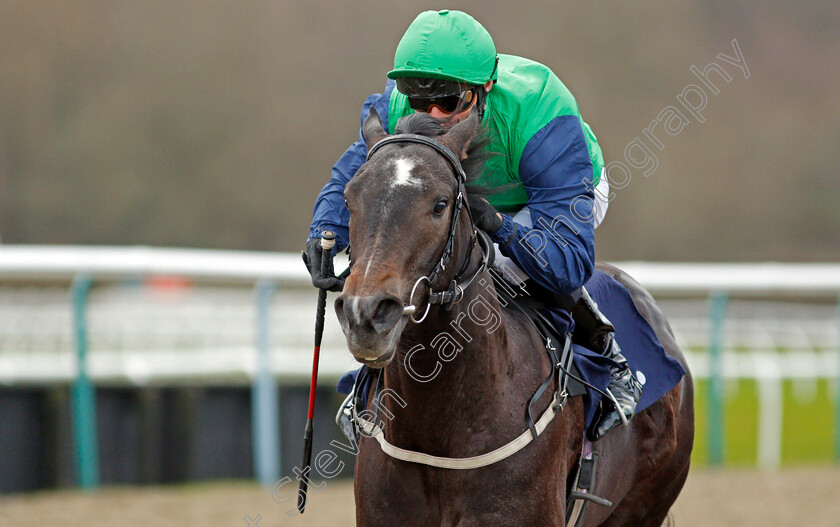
{"left": 308, "top": 80, "right": 396, "bottom": 252}
{"left": 489, "top": 116, "right": 596, "bottom": 295}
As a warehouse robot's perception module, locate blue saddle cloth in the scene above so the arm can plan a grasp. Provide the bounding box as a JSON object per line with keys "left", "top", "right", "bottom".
{"left": 566, "top": 270, "right": 686, "bottom": 426}
{"left": 338, "top": 270, "right": 686, "bottom": 430}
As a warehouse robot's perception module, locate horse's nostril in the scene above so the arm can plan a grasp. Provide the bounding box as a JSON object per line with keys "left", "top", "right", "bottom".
{"left": 334, "top": 296, "right": 348, "bottom": 327}
{"left": 370, "top": 296, "right": 403, "bottom": 333}
{"left": 337, "top": 294, "right": 403, "bottom": 333}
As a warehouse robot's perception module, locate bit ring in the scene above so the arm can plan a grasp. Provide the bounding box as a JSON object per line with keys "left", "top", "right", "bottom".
{"left": 407, "top": 275, "right": 431, "bottom": 324}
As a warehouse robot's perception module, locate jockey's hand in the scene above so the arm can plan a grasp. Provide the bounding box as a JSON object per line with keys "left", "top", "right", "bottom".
{"left": 302, "top": 237, "right": 344, "bottom": 292}
{"left": 468, "top": 195, "right": 503, "bottom": 234}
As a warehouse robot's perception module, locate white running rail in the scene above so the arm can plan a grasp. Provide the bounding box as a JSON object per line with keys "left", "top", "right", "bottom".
{"left": 0, "top": 245, "right": 838, "bottom": 470}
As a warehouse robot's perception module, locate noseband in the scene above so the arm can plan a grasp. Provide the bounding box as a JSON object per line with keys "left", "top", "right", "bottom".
{"left": 365, "top": 133, "right": 492, "bottom": 323}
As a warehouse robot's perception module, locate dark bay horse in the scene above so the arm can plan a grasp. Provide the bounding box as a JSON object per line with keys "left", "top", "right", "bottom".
{"left": 335, "top": 109, "right": 694, "bottom": 526}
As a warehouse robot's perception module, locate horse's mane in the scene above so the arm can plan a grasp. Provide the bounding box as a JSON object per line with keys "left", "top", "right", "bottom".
{"left": 393, "top": 113, "right": 509, "bottom": 198}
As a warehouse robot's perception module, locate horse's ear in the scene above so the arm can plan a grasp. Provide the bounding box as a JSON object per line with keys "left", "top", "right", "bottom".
{"left": 439, "top": 112, "right": 478, "bottom": 160}
{"left": 363, "top": 107, "right": 388, "bottom": 150}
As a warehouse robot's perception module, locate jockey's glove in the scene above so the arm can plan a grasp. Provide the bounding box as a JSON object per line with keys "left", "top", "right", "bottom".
{"left": 468, "top": 195, "right": 504, "bottom": 234}
{"left": 302, "top": 237, "right": 344, "bottom": 292}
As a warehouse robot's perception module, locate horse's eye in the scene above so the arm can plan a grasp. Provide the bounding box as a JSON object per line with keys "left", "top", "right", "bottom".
{"left": 433, "top": 199, "right": 448, "bottom": 215}
{"left": 344, "top": 199, "right": 349, "bottom": 210}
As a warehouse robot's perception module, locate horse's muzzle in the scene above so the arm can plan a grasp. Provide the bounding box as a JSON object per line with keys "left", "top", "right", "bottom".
{"left": 335, "top": 293, "right": 405, "bottom": 365}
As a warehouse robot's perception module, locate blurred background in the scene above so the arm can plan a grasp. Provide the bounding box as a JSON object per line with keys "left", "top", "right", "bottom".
{"left": 1, "top": 1, "right": 839, "bottom": 525}
{"left": 1, "top": 0, "right": 838, "bottom": 260}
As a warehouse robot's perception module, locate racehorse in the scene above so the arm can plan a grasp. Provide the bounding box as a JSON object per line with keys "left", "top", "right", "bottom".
{"left": 334, "top": 108, "right": 694, "bottom": 526}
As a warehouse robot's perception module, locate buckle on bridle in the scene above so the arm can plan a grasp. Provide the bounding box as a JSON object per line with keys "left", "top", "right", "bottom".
{"left": 553, "top": 389, "right": 569, "bottom": 411}
{"left": 442, "top": 279, "right": 462, "bottom": 311}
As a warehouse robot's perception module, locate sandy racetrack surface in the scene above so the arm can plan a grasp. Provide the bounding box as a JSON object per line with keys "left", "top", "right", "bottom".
{"left": 0, "top": 467, "right": 836, "bottom": 526}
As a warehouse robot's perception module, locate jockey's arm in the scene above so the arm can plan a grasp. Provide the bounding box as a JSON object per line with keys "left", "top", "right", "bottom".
{"left": 308, "top": 83, "right": 396, "bottom": 252}
{"left": 489, "top": 116, "right": 596, "bottom": 296}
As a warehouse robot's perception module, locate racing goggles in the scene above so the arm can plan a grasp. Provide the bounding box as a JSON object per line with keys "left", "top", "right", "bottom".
{"left": 407, "top": 89, "right": 475, "bottom": 114}
{"left": 396, "top": 77, "right": 478, "bottom": 114}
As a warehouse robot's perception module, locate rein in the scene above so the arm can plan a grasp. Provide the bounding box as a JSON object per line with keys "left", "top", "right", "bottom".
{"left": 365, "top": 133, "right": 492, "bottom": 323}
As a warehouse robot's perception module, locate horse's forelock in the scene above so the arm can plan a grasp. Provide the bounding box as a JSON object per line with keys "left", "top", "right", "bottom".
{"left": 394, "top": 112, "right": 447, "bottom": 138}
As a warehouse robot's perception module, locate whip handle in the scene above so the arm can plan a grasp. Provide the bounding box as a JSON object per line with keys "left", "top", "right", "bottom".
{"left": 298, "top": 230, "right": 336, "bottom": 514}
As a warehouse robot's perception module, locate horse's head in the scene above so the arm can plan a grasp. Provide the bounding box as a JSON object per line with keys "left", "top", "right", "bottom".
{"left": 335, "top": 109, "right": 479, "bottom": 368}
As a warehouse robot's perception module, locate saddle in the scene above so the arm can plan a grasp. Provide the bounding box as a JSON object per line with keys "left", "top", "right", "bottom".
{"left": 489, "top": 268, "right": 613, "bottom": 434}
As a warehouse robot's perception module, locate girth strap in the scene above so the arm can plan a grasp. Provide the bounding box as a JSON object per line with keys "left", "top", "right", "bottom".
{"left": 566, "top": 435, "right": 613, "bottom": 526}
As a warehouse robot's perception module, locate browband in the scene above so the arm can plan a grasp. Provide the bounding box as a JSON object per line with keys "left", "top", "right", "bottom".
{"left": 366, "top": 134, "right": 466, "bottom": 184}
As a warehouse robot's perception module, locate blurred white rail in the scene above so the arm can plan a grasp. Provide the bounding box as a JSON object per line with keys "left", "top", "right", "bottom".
{"left": 0, "top": 245, "right": 311, "bottom": 282}
{"left": 2, "top": 246, "right": 840, "bottom": 292}
{"left": 1, "top": 245, "right": 839, "bottom": 471}
{"left": 618, "top": 261, "right": 840, "bottom": 295}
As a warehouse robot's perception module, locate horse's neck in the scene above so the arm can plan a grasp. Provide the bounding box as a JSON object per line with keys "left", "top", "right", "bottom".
{"left": 392, "top": 230, "right": 508, "bottom": 389}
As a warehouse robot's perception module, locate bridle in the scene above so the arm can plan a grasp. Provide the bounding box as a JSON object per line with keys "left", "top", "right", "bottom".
{"left": 350, "top": 133, "right": 570, "bottom": 472}
{"left": 365, "top": 133, "right": 492, "bottom": 324}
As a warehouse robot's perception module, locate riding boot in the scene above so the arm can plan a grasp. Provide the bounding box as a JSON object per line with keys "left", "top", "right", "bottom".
{"left": 589, "top": 334, "right": 643, "bottom": 441}
{"left": 572, "top": 287, "right": 643, "bottom": 441}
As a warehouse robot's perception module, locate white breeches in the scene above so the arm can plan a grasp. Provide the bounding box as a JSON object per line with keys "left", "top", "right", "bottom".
{"left": 492, "top": 171, "right": 609, "bottom": 285}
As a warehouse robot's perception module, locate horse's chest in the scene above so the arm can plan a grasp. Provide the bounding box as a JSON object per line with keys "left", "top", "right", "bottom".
{"left": 355, "top": 439, "right": 566, "bottom": 527}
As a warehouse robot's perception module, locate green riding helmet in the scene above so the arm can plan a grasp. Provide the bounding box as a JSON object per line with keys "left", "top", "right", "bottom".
{"left": 388, "top": 10, "right": 499, "bottom": 89}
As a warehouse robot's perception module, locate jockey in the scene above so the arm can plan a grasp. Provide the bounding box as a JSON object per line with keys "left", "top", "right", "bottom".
{"left": 305, "top": 10, "right": 642, "bottom": 441}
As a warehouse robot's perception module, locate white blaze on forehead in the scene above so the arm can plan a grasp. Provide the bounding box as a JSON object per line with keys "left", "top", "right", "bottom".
{"left": 391, "top": 158, "right": 419, "bottom": 188}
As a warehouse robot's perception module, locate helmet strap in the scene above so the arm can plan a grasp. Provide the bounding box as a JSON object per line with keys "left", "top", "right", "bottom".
{"left": 473, "top": 85, "right": 489, "bottom": 121}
